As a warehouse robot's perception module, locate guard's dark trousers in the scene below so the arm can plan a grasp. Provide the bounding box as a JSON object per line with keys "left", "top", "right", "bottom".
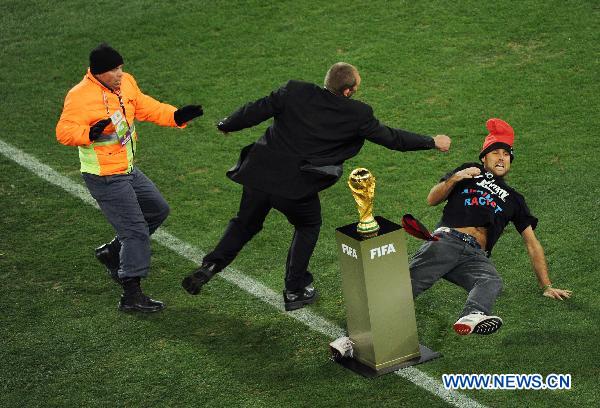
{"left": 83, "top": 167, "right": 170, "bottom": 278}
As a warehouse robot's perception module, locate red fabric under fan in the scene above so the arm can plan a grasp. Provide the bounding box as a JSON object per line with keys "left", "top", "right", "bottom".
{"left": 401, "top": 214, "right": 439, "bottom": 241}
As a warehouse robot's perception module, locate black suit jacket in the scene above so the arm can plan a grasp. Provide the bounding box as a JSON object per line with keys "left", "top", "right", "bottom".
{"left": 221, "top": 80, "right": 435, "bottom": 199}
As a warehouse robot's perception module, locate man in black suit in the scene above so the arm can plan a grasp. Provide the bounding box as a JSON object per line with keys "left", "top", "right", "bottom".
{"left": 182, "top": 62, "right": 451, "bottom": 311}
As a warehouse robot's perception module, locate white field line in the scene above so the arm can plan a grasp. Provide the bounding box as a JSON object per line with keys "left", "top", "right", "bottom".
{"left": 0, "top": 139, "right": 487, "bottom": 408}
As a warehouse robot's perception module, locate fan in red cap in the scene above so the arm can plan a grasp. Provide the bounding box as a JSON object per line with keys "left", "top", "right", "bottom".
{"left": 405, "top": 117, "right": 573, "bottom": 338}
{"left": 479, "top": 118, "right": 515, "bottom": 162}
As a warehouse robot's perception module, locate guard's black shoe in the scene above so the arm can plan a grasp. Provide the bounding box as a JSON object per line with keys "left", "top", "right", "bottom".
{"left": 284, "top": 285, "right": 319, "bottom": 311}
{"left": 118, "top": 292, "right": 166, "bottom": 313}
{"left": 181, "top": 262, "right": 219, "bottom": 295}
{"left": 95, "top": 241, "right": 122, "bottom": 285}
{"left": 118, "top": 277, "right": 165, "bottom": 313}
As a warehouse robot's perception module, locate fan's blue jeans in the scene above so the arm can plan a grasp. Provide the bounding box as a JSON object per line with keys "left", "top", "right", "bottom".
{"left": 409, "top": 231, "right": 503, "bottom": 318}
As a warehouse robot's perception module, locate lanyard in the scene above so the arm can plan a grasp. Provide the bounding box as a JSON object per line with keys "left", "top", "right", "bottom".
{"left": 102, "top": 90, "right": 127, "bottom": 121}
{"left": 101, "top": 88, "right": 135, "bottom": 163}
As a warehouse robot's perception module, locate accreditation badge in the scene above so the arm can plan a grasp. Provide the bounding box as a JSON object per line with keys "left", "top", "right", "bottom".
{"left": 110, "top": 111, "right": 133, "bottom": 146}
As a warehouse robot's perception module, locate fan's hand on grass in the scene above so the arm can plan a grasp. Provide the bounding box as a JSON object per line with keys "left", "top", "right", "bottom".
{"left": 543, "top": 286, "right": 572, "bottom": 300}
{"left": 433, "top": 134, "right": 451, "bottom": 152}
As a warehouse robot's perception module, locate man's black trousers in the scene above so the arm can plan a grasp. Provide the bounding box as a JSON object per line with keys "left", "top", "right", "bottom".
{"left": 203, "top": 186, "right": 322, "bottom": 292}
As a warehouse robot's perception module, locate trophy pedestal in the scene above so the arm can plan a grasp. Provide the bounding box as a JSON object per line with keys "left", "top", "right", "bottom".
{"left": 333, "top": 216, "right": 440, "bottom": 377}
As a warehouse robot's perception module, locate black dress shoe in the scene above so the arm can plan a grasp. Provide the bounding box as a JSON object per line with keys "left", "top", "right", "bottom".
{"left": 181, "top": 262, "right": 219, "bottom": 295}
{"left": 118, "top": 292, "right": 166, "bottom": 313}
{"left": 95, "top": 243, "right": 122, "bottom": 285}
{"left": 284, "top": 285, "right": 319, "bottom": 311}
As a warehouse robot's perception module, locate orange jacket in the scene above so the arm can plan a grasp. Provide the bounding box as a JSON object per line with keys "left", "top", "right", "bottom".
{"left": 56, "top": 69, "right": 183, "bottom": 175}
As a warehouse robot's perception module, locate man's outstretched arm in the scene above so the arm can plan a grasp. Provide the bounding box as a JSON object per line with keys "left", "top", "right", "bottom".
{"left": 521, "top": 226, "right": 572, "bottom": 300}
{"left": 360, "top": 107, "right": 451, "bottom": 153}
{"left": 217, "top": 83, "right": 288, "bottom": 133}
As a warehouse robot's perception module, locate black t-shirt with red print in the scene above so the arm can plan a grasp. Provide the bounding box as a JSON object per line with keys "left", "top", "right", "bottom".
{"left": 439, "top": 162, "right": 538, "bottom": 254}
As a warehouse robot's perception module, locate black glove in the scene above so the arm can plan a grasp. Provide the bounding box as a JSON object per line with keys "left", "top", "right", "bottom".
{"left": 89, "top": 118, "right": 112, "bottom": 142}
{"left": 174, "top": 105, "right": 203, "bottom": 126}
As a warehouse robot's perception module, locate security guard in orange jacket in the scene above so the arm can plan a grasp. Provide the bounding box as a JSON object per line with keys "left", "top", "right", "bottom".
{"left": 56, "top": 43, "right": 203, "bottom": 312}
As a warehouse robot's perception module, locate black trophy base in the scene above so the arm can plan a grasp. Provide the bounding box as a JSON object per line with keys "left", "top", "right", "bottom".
{"left": 336, "top": 216, "right": 401, "bottom": 241}
{"left": 332, "top": 344, "right": 441, "bottom": 378}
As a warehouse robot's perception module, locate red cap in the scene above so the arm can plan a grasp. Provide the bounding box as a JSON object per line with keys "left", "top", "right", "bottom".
{"left": 479, "top": 118, "right": 515, "bottom": 161}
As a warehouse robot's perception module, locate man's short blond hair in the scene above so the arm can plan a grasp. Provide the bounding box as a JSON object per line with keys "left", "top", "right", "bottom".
{"left": 324, "top": 62, "right": 358, "bottom": 95}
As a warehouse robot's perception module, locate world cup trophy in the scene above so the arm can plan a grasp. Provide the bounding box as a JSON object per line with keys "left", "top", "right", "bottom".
{"left": 348, "top": 168, "right": 380, "bottom": 238}
{"left": 335, "top": 168, "right": 440, "bottom": 376}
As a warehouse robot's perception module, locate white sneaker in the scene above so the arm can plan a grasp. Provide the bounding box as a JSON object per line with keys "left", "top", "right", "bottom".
{"left": 453, "top": 312, "right": 503, "bottom": 335}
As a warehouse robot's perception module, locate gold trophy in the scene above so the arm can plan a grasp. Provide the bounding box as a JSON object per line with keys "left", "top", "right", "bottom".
{"left": 348, "top": 168, "right": 380, "bottom": 238}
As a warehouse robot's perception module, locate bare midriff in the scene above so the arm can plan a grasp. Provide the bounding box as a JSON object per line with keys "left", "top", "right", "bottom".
{"left": 454, "top": 226, "right": 487, "bottom": 249}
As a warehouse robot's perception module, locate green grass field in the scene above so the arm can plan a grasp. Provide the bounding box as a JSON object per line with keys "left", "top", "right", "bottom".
{"left": 1, "top": 0, "right": 599, "bottom": 406}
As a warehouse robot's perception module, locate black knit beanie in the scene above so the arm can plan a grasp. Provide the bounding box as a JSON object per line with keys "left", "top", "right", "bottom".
{"left": 89, "top": 43, "right": 124, "bottom": 74}
{"left": 479, "top": 142, "right": 514, "bottom": 162}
